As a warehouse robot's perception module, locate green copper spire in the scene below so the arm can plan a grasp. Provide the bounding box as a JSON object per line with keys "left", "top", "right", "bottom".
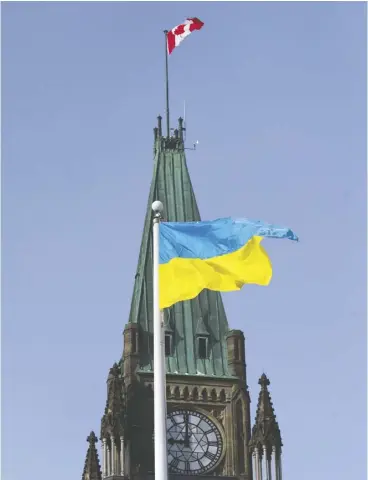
{"left": 128, "top": 117, "right": 231, "bottom": 377}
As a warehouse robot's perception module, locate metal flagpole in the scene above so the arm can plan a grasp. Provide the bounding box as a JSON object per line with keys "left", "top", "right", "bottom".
{"left": 164, "top": 30, "right": 170, "bottom": 138}
{"left": 152, "top": 200, "right": 168, "bottom": 480}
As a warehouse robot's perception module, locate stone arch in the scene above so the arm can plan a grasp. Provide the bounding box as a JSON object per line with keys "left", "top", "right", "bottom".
{"left": 182, "top": 386, "right": 189, "bottom": 400}
{"left": 202, "top": 388, "right": 208, "bottom": 401}
{"left": 236, "top": 398, "right": 245, "bottom": 474}
{"left": 219, "top": 389, "right": 226, "bottom": 402}
{"left": 174, "top": 386, "right": 180, "bottom": 399}
{"left": 146, "top": 383, "right": 153, "bottom": 397}
{"left": 211, "top": 388, "right": 217, "bottom": 401}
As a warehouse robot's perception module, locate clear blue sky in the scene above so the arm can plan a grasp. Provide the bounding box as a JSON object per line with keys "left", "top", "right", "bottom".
{"left": 2, "top": 3, "right": 367, "bottom": 480}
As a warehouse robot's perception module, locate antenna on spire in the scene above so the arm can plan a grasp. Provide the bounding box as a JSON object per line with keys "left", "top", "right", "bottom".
{"left": 183, "top": 101, "right": 187, "bottom": 142}
{"left": 182, "top": 101, "right": 199, "bottom": 151}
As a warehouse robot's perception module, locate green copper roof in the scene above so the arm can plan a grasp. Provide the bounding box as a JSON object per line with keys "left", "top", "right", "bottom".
{"left": 128, "top": 117, "right": 231, "bottom": 377}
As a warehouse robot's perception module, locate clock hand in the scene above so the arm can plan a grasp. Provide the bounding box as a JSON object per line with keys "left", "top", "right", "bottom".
{"left": 184, "top": 413, "right": 190, "bottom": 447}
{"left": 168, "top": 437, "right": 185, "bottom": 445}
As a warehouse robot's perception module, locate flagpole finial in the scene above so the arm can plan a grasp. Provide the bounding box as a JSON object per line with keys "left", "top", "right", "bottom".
{"left": 152, "top": 200, "right": 164, "bottom": 217}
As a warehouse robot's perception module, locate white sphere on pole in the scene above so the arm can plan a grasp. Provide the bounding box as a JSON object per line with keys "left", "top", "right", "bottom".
{"left": 152, "top": 200, "right": 164, "bottom": 214}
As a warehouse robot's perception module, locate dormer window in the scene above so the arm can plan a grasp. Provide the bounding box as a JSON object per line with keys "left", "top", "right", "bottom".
{"left": 197, "top": 336, "right": 208, "bottom": 359}
{"left": 195, "top": 316, "right": 210, "bottom": 359}
{"left": 162, "top": 310, "right": 174, "bottom": 357}
{"left": 165, "top": 333, "right": 173, "bottom": 356}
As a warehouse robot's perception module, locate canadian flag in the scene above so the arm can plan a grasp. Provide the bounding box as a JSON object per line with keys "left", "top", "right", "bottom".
{"left": 167, "top": 18, "right": 204, "bottom": 55}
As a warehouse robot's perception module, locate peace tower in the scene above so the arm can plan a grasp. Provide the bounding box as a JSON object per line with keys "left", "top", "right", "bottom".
{"left": 80, "top": 117, "right": 284, "bottom": 480}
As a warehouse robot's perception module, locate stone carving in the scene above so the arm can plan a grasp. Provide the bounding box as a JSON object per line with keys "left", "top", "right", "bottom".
{"left": 82, "top": 431, "right": 102, "bottom": 480}
{"left": 100, "top": 363, "right": 125, "bottom": 440}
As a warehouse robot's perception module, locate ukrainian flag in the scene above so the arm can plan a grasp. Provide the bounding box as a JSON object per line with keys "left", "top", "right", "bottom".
{"left": 159, "top": 217, "right": 298, "bottom": 309}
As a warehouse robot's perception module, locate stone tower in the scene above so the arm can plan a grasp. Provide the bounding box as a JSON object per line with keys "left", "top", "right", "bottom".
{"left": 80, "top": 117, "right": 284, "bottom": 480}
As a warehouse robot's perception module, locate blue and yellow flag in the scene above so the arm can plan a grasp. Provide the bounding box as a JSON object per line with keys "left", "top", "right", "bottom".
{"left": 159, "top": 217, "right": 298, "bottom": 309}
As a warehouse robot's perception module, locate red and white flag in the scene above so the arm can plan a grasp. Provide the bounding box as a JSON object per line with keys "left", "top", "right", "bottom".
{"left": 167, "top": 18, "right": 204, "bottom": 55}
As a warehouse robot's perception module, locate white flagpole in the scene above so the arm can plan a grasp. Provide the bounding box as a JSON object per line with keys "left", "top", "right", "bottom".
{"left": 152, "top": 200, "right": 168, "bottom": 480}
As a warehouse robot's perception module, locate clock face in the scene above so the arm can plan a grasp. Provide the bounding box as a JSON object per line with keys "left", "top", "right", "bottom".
{"left": 166, "top": 409, "right": 223, "bottom": 475}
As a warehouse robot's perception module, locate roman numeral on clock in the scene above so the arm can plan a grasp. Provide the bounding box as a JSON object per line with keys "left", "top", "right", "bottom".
{"left": 170, "top": 458, "right": 179, "bottom": 468}
{"left": 205, "top": 451, "right": 216, "bottom": 460}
